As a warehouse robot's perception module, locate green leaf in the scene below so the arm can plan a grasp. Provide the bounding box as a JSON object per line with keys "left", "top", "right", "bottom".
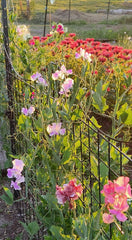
{"left": 50, "top": 225, "right": 71, "bottom": 240}
{"left": 120, "top": 112, "right": 128, "bottom": 123}
{"left": 0, "top": 187, "right": 13, "bottom": 205}
{"left": 45, "top": 237, "right": 55, "bottom": 240}
{"left": 61, "top": 148, "right": 72, "bottom": 164}
{"left": 18, "top": 114, "right": 26, "bottom": 126}
{"left": 96, "top": 80, "right": 103, "bottom": 96}
{"left": 42, "top": 108, "right": 53, "bottom": 120}
{"left": 20, "top": 221, "right": 39, "bottom": 236}
{"left": 90, "top": 116, "right": 102, "bottom": 129}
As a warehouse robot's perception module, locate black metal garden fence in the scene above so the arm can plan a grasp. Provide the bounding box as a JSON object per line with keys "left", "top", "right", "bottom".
{"left": 14, "top": 118, "right": 132, "bottom": 239}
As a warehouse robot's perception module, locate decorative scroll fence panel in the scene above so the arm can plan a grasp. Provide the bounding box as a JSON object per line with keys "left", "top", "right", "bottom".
{"left": 14, "top": 118, "right": 132, "bottom": 239}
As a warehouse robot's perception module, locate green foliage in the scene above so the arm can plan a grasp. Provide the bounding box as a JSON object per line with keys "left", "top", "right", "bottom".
{"left": 50, "top": 226, "right": 72, "bottom": 240}
{"left": 93, "top": 80, "right": 109, "bottom": 113}
{"left": 0, "top": 187, "right": 13, "bottom": 205}
{"left": 20, "top": 221, "right": 40, "bottom": 238}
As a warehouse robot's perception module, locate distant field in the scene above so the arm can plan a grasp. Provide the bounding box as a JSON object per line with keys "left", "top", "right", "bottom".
{"left": 12, "top": 0, "right": 132, "bottom": 17}
{"left": 6, "top": 1, "right": 132, "bottom": 41}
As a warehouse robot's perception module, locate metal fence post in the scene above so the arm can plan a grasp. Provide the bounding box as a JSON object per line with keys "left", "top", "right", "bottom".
{"left": 1, "top": 0, "right": 16, "bottom": 154}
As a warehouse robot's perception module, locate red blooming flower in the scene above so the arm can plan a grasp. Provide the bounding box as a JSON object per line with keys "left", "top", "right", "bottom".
{"left": 56, "top": 179, "right": 83, "bottom": 209}
{"left": 41, "top": 37, "right": 47, "bottom": 42}
{"left": 33, "top": 36, "right": 40, "bottom": 41}
{"left": 85, "top": 91, "right": 91, "bottom": 97}
{"left": 69, "top": 33, "right": 76, "bottom": 38}
{"left": 29, "top": 39, "right": 35, "bottom": 45}
{"left": 65, "top": 54, "right": 70, "bottom": 59}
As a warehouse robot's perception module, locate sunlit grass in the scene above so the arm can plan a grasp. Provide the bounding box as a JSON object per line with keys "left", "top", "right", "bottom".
{"left": 101, "top": 16, "right": 132, "bottom": 25}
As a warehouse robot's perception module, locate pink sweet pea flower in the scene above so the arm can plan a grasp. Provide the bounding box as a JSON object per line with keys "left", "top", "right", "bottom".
{"left": 47, "top": 123, "right": 66, "bottom": 136}
{"left": 101, "top": 180, "right": 115, "bottom": 204}
{"left": 114, "top": 176, "right": 132, "bottom": 198}
{"left": 75, "top": 48, "right": 92, "bottom": 62}
{"left": 12, "top": 159, "right": 25, "bottom": 172}
{"left": 101, "top": 176, "right": 132, "bottom": 224}
{"left": 52, "top": 70, "right": 61, "bottom": 80}
{"left": 52, "top": 65, "right": 72, "bottom": 81}
{"left": 103, "top": 213, "right": 114, "bottom": 224}
{"left": 56, "top": 179, "right": 83, "bottom": 209}
{"left": 59, "top": 78, "right": 74, "bottom": 96}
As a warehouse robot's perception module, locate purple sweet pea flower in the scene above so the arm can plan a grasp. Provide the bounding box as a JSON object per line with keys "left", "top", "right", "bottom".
{"left": 31, "top": 72, "right": 48, "bottom": 86}
{"left": 21, "top": 108, "right": 28, "bottom": 116}
{"left": 11, "top": 176, "right": 25, "bottom": 190}
{"left": 7, "top": 159, "right": 25, "bottom": 178}
{"left": 37, "top": 76, "right": 48, "bottom": 86}
{"left": 31, "top": 72, "right": 41, "bottom": 81}
{"left": 7, "top": 168, "right": 16, "bottom": 178}
{"left": 21, "top": 106, "right": 35, "bottom": 116}
{"left": 75, "top": 52, "right": 81, "bottom": 59}
{"left": 47, "top": 123, "right": 66, "bottom": 136}
{"left": 11, "top": 181, "right": 21, "bottom": 190}
{"left": 7, "top": 159, "right": 25, "bottom": 191}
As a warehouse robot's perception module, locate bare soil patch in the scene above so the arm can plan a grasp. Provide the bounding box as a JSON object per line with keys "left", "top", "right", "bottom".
{"left": 0, "top": 179, "right": 25, "bottom": 240}
{"left": 47, "top": 9, "right": 131, "bottom": 24}
{"left": 29, "top": 10, "right": 132, "bottom": 37}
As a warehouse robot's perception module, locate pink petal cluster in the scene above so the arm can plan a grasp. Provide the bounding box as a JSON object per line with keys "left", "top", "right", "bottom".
{"left": 75, "top": 48, "right": 92, "bottom": 62}
{"left": 31, "top": 72, "right": 48, "bottom": 86}
{"left": 7, "top": 159, "right": 25, "bottom": 190}
{"left": 21, "top": 106, "right": 35, "bottom": 116}
{"left": 59, "top": 78, "right": 74, "bottom": 96}
{"left": 52, "top": 65, "right": 72, "bottom": 80}
{"left": 101, "top": 176, "right": 132, "bottom": 224}
{"left": 56, "top": 179, "right": 83, "bottom": 209}
{"left": 47, "top": 122, "right": 66, "bottom": 136}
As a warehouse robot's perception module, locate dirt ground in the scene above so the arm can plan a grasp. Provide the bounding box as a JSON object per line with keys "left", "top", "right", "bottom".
{"left": 0, "top": 178, "right": 26, "bottom": 240}
{"left": 29, "top": 10, "right": 132, "bottom": 36}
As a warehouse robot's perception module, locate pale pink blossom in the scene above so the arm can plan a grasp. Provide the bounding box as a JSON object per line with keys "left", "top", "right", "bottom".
{"left": 56, "top": 179, "right": 83, "bottom": 209}
{"left": 52, "top": 70, "right": 60, "bottom": 80}
{"left": 47, "top": 123, "right": 65, "bottom": 136}
{"left": 59, "top": 78, "right": 74, "bottom": 96}
{"left": 75, "top": 48, "right": 92, "bottom": 62}
{"left": 52, "top": 65, "right": 72, "bottom": 81}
